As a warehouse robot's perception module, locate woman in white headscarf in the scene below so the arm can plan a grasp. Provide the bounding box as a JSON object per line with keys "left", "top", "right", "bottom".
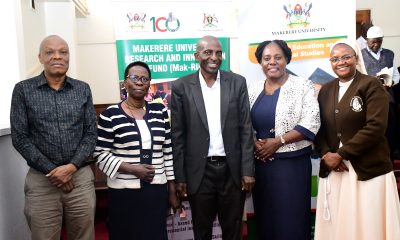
{"left": 314, "top": 40, "right": 400, "bottom": 240}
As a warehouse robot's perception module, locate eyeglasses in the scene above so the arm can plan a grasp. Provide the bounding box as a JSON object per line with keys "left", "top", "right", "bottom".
{"left": 126, "top": 75, "right": 150, "bottom": 83}
{"left": 329, "top": 54, "right": 356, "bottom": 63}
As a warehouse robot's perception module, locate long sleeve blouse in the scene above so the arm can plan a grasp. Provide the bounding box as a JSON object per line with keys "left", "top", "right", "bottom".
{"left": 248, "top": 74, "right": 320, "bottom": 154}
{"left": 94, "top": 102, "right": 174, "bottom": 189}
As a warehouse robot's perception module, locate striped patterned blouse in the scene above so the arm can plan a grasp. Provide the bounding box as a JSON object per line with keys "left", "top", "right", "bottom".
{"left": 93, "top": 101, "right": 174, "bottom": 189}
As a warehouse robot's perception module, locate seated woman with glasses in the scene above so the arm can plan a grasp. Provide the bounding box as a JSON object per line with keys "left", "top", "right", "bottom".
{"left": 94, "top": 61, "right": 180, "bottom": 240}
{"left": 314, "top": 40, "right": 400, "bottom": 239}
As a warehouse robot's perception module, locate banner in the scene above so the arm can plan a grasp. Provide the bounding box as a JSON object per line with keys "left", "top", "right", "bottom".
{"left": 112, "top": 1, "right": 235, "bottom": 102}
{"left": 238, "top": 0, "right": 355, "bottom": 86}
{"left": 167, "top": 201, "right": 222, "bottom": 240}
{"left": 115, "top": 38, "right": 230, "bottom": 83}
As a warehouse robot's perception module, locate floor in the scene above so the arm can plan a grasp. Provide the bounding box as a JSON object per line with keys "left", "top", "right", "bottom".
{"left": 60, "top": 217, "right": 108, "bottom": 240}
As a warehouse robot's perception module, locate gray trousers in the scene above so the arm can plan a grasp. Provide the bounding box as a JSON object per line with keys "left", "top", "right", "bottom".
{"left": 24, "top": 166, "right": 96, "bottom": 240}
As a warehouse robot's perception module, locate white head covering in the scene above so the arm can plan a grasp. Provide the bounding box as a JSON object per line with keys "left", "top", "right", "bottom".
{"left": 330, "top": 39, "right": 367, "bottom": 75}
{"left": 367, "top": 26, "right": 384, "bottom": 39}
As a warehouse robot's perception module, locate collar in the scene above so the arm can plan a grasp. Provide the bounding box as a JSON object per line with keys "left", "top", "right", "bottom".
{"left": 366, "top": 47, "right": 382, "bottom": 55}
{"left": 36, "top": 71, "right": 73, "bottom": 89}
{"left": 338, "top": 79, "right": 354, "bottom": 87}
{"left": 338, "top": 70, "right": 360, "bottom": 84}
{"left": 198, "top": 70, "right": 220, "bottom": 88}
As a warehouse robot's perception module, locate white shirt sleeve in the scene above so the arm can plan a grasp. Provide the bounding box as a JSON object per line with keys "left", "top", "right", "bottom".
{"left": 392, "top": 58, "right": 400, "bottom": 85}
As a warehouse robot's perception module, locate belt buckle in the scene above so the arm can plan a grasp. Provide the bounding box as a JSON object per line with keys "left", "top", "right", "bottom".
{"left": 209, "top": 156, "right": 218, "bottom": 162}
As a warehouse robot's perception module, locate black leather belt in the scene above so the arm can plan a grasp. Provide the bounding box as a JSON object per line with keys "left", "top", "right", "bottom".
{"left": 207, "top": 156, "right": 226, "bottom": 163}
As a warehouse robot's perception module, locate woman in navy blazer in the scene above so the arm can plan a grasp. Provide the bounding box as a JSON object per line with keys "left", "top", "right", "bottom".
{"left": 248, "top": 40, "right": 320, "bottom": 240}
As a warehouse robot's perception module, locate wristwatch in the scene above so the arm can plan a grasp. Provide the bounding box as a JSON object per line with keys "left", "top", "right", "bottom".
{"left": 280, "top": 135, "right": 286, "bottom": 145}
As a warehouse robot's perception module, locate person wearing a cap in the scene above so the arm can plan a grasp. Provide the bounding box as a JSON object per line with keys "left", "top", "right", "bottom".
{"left": 361, "top": 26, "right": 400, "bottom": 161}
{"left": 362, "top": 26, "right": 400, "bottom": 85}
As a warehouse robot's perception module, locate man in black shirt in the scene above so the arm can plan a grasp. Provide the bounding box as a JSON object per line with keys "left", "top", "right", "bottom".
{"left": 10, "top": 35, "right": 97, "bottom": 240}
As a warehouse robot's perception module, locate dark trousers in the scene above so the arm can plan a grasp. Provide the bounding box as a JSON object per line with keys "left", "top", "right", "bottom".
{"left": 108, "top": 149, "right": 168, "bottom": 240}
{"left": 188, "top": 162, "right": 245, "bottom": 240}
{"left": 386, "top": 101, "right": 399, "bottom": 161}
{"left": 108, "top": 186, "right": 168, "bottom": 240}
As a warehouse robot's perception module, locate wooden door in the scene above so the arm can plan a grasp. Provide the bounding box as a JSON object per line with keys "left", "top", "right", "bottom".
{"left": 356, "top": 10, "right": 371, "bottom": 38}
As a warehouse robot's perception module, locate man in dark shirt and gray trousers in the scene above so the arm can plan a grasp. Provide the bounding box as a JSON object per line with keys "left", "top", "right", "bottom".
{"left": 10, "top": 35, "right": 97, "bottom": 240}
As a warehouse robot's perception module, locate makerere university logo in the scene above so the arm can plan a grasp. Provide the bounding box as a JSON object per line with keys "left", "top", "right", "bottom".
{"left": 283, "top": 2, "right": 312, "bottom": 28}
{"left": 126, "top": 12, "right": 146, "bottom": 30}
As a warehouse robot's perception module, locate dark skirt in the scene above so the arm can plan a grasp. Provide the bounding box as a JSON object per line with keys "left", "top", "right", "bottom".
{"left": 108, "top": 183, "right": 168, "bottom": 240}
{"left": 253, "top": 154, "right": 311, "bottom": 240}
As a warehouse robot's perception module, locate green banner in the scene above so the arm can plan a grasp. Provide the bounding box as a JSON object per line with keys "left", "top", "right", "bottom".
{"left": 116, "top": 38, "right": 230, "bottom": 81}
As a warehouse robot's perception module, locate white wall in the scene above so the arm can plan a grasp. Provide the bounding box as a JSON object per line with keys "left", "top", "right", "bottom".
{"left": 0, "top": 136, "right": 30, "bottom": 240}
{"left": 0, "top": 0, "right": 23, "bottom": 130}
{"left": 76, "top": 0, "right": 120, "bottom": 104}
{"left": 357, "top": 0, "right": 400, "bottom": 64}
{"left": 44, "top": 1, "right": 79, "bottom": 77}
{"left": 21, "top": 0, "right": 46, "bottom": 77}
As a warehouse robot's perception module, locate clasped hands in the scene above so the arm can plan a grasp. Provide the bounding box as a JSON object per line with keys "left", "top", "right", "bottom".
{"left": 46, "top": 163, "right": 77, "bottom": 193}
{"left": 130, "top": 165, "right": 183, "bottom": 215}
{"left": 254, "top": 138, "right": 281, "bottom": 162}
{"left": 321, "top": 152, "right": 349, "bottom": 172}
{"left": 131, "top": 164, "right": 156, "bottom": 183}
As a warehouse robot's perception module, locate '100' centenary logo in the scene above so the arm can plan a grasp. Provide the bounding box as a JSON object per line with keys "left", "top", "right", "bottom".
{"left": 126, "top": 12, "right": 180, "bottom": 32}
